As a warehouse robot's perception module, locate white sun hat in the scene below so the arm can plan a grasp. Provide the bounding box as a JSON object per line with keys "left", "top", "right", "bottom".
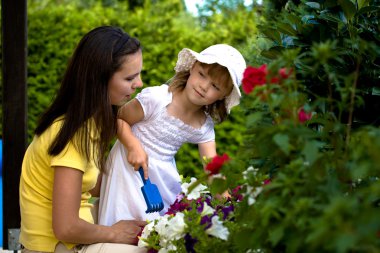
{"left": 174, "top": 44, "right": 247, "bottom": 112}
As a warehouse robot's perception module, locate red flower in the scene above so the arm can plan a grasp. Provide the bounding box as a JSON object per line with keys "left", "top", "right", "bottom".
{"left": 298, "top": 108, "right": 312, "bottom": 123}
{"left": 242, "top": 65, "right": 268, "bottom": 94}
{"left": 279, "top": 67, "right": 293, "bottom": 79}
{"left": 205, "top": 153, "right": 230, "bottom": 175}
{"left": 263, "top": 179, "right": 271, "bottom": 185}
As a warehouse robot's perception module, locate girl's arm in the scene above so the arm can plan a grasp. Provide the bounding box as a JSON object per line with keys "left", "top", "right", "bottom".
{"left": 198, "top": 141, "right": 217, "bottom": 162}
{"left": 198, "top": 141, "right": 231, "bottom": 198}
{"left": 52, "top": 166, "right": 146, "bottom": 244}
{"left": 117, "top": 99, "right": 149, "bottom": 178}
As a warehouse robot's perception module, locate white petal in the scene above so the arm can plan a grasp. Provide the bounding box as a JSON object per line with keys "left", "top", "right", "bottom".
{"left": 205, "top": 216, "right": 229, "bottom": 240}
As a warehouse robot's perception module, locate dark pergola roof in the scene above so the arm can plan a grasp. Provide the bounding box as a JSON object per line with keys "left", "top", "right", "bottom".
{"left": 1, "top": 0, "right": 27, "bottom": 249}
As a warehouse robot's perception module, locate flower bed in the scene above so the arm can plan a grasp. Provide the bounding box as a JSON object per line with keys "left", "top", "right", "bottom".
{"left": 138, "top": 176, "right": 242, "bottom": 253}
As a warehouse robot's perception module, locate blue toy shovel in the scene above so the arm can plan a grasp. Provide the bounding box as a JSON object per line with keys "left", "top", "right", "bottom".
{"left": 138, "top": 167, "right": 164, "bottom": 213}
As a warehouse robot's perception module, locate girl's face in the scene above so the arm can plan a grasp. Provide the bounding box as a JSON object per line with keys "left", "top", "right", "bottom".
{"left": 108, "top": 50, "right": 143, "bottom": 106}
{"left": 185, "top": 62, "right": 231, "bottom": 106}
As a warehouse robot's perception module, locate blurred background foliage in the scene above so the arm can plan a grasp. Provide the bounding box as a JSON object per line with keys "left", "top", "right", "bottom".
{"left": 1, "top": 0, "right": 379, "bottom": 251}
{"left": 0, "top": 0, "right": 260, "bottom": 177}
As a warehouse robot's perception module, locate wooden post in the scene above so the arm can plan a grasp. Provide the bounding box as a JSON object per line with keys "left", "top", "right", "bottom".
{"left": 1, "top": 0, "right": 28, "bottom": 249}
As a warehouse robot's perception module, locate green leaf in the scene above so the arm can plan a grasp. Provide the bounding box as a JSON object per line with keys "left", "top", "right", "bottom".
{"left": 338, "top": 0, "right": 357, "bottom": 21}
{"left": 277, "top": 22, "right": 298, "bottom": 36}
{"left": 356, "top": 6, "right": 380, "bottom": 16}
{"left": 318, "top": 12, "right": 343, "bottom": 23}
{"left": 269, "top": 225, "right": 284, "bottom": 245}
{"left": 357, "top": 0, "right": 369, "bottom": 10}
{"left": 305, "top": 2, "right": 321, "bottom": 9}
{"left": 246, "top": 112, "right": 263, "bottom": 127}
{"left": 301, "top": 141, "right": 322, "bottom": 165}
{"left": 259, "top": 26, "right": 282, "bottom": 44}
{"left": 273, "top": 133, "right": 292, "bottom": 155}
{"left": 261, "top": 46, "right": 284, "bottom": 59}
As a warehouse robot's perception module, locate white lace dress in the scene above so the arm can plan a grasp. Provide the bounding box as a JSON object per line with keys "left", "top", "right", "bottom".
{"left": 98, "top": 84, "right": 215, "bottom": 225}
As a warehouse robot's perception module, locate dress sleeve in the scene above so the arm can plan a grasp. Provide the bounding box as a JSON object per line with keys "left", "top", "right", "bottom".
{"left": 135, "top": 84, "right": 171, "bottom": 121}
{"left": 190, "top": 116, "right": 216, "bottom": 144}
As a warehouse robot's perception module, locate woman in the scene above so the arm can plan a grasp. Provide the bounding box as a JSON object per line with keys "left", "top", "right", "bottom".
{"left": 19, "top": 26, "right": 147, "bottom": 253}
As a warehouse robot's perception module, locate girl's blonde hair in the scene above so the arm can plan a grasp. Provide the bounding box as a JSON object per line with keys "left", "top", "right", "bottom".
{"left": 168, "top": 61, "right": 233, "bottom": 123}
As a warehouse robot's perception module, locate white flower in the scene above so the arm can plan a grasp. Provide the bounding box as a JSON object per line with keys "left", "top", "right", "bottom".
{"left": 154, "top": 213, "right": 187, "bottom": 249}
{"left": 138, "top": 221, "right": 155, "bottom": 248}
{"left": 243, "top": 166, "right": 258, "bottom": 180}
{"left": 155, "top": 214, "right": 170, "bottom": 236}
{"left": 181, "top": 177, "right": 209, "bottom": 200}
{"left": 158, "top": 243, "right": 177, "bottom": 253}
{"left": 201, "top": 202, "right": 215, "bottom": 216}
{"left": 245, "top": 185, "right": 263, "bottom": 205}
{"left": 205, "top": 216, "right": 229, "bottom": 240}
{"left": 165, "top": 212, "right": 187, "bottom": 240}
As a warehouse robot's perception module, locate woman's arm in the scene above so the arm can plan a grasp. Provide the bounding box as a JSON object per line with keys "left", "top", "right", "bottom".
{"left": 52, "top": 166, "right": 146, "bottom": 244}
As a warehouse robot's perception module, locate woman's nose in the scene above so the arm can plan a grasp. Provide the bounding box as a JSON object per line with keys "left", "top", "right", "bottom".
{"left": 134, "top": 76, "right": 143, "bottom": 89}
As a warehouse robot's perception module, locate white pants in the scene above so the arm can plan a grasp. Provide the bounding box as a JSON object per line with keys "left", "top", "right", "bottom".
{"left": 21, "top": 242, "right": 147, "bottom": 253}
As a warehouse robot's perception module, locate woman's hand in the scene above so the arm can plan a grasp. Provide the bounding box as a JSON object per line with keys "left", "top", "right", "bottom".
{"left": 110, "top": 220, "right": 147, "bottom": 244}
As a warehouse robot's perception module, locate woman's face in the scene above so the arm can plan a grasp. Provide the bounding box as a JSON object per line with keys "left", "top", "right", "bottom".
{"left": 108, "top": 50, "right": 143, "bottom": 106}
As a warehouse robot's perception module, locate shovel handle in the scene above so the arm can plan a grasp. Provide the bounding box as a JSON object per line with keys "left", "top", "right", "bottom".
{"left": 138, "top": 167, "right": 148, "bottom": 184}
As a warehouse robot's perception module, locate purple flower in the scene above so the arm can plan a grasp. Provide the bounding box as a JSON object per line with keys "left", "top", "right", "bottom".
{"left": 221, "top": 205, "right": 234, "bottom": 220}
{"left": 185, "top": 233, "right": 197, "bottom": 253}
{"left": 200, "top": 215, "right": 213, "bottom": 229}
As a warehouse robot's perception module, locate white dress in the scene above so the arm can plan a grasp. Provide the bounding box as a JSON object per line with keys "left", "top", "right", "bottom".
{"left": 98, "top": 84, "right": 215, "bottom": 225}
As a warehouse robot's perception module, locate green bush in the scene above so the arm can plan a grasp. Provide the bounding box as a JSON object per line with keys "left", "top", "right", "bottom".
{"left": 210, "top": 1, "right": 380, "bottom": 252}
{"left": 0, "top": 0, "right": 258, "bottom": 175}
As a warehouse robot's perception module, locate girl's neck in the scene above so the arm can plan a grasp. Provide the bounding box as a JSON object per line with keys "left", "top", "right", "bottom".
{"left": 167, "top": 90, "right": 206, "bottom": 129}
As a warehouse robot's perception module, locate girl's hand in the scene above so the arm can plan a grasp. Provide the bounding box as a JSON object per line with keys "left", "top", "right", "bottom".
{"left": 110, "top": 220, "right": 147, "bottom": 244}
{"left": 127, "top": 138, "right": 149, "bottom": 179}
{"left": 117, "top": 119, "right": 149, "bottom": 179}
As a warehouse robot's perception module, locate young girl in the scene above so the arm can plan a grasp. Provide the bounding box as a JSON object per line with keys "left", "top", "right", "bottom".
{"left": 99, "top": 44, "right": 246, "bottom": 225}
{"left": 19, "top": 26, "right": 147, "bottom": 253}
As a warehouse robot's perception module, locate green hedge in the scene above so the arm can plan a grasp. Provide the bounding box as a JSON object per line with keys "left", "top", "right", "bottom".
{"left": 1, "top": 0, "right": 258, "bottom": 176}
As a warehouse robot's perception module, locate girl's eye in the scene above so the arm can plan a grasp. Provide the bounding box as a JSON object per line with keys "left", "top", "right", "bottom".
{"left": 212, "top": 84, "right": 221, "bottom": 91}
{"left": 199, "top": 71, "right": 205, "bottom": 77}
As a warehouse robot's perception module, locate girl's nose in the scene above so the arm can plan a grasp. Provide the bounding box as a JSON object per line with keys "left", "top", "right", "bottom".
{"left": 200, "top": 81, "right": 209, "bottom": 92}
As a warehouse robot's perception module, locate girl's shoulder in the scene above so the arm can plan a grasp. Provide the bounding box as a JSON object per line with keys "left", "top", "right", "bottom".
{"left": 137, "top": 84, "right": 172, "bottom": 107}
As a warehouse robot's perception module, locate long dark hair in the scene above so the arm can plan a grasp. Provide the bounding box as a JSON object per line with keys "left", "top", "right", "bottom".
{"left": 35, "top": 26, "right": 141, "bottom": 171}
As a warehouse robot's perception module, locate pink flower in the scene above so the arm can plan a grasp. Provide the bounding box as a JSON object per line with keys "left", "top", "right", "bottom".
{"left": 205, "top": 153, "right": 230, "bottom": 175}
{"left": 242, "top": 65, "right": 268, "bottom": 94}
{"left": 263, "top": 179, "right": 271, "bottom": 185}
{"left": 298, "top": 108, "right": 312, "bottom": 123}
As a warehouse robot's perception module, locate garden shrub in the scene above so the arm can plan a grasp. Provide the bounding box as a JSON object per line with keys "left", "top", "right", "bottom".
{"left": 1, "top": 0, "right": 258, "bottom": 176}
{"left": 210, "top": 1, "right": 380, "bottom": 252}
